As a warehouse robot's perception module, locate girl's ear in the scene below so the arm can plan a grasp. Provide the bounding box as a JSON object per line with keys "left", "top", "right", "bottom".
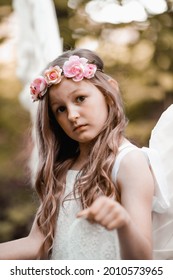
{"left": 107, "top": 78, "right": 119, "bottom": 91}
{"left": 104, "top": 78, "right": 119, "bottom": 106}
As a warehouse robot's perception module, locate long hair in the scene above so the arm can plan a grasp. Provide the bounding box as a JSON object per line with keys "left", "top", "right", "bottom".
{"left": 33, "top": 48, "right": 128, "bottom": 258}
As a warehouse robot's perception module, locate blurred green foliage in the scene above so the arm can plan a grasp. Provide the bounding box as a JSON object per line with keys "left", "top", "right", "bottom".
{"left": 0, "top": 94, "right": 37, "bottom": 241}
{"left": 0, "top": 91, "right": 28, "bottom": 172}
{"left": 0, "top": 77, "right": 37, "bottom": 241}
{"left": 0, "top": 178, "right": 37, "bottom": 241}
{"left": 0, "top": 0, "right": 12, "bottom": 6}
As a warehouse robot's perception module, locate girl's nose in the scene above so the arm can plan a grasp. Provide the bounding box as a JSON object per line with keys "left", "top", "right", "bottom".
{"left": 67, "top": 106, "right": 80, "bottom": 122}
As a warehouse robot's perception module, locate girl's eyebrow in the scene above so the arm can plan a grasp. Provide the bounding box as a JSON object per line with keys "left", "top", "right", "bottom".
{"left": 50, "top": 98, "right": 61, "bottom": 107}
{"left": 50, "top": 88, "right": 85, "bottom": 107}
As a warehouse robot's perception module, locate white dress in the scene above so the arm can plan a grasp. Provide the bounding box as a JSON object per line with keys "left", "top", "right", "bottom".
{"left": 51, "top": 105, "right": 173, "bottom": 260}
{"left": 51, "top": 170, "right": 120, "bottom": 259}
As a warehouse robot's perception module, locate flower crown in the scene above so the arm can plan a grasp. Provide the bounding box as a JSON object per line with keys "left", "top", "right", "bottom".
{"left": 30, "top": 55, "right": 97, "bottom": 102}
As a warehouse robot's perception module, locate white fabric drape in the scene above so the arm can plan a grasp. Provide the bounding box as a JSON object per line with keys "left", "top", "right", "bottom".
{"left": 149, "top": 104, "right": 173, "bottom": 259}
{"left": 13, "top": 0, "right": 63, "bottom": 183}
{"left": 13, "top": 0, "right": 63, "bottom": 116}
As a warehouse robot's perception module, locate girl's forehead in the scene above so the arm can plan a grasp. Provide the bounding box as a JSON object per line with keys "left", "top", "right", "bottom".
{"left": 49, "top": 78, "right": 95, "bottom": 100}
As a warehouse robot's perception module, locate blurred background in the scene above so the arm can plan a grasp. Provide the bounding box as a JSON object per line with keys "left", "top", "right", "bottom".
{"left": 0, "top": 0, "right": 173, "bottom": 242}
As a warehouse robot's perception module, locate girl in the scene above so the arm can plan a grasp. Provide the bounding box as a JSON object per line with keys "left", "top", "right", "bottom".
{"left": 0, "top": 48, "right": 167, "bottom": 260}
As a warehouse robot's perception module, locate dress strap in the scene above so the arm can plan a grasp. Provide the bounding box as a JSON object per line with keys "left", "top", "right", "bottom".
{"left": 111, "top": 142, "right": 139, "bottom": 183}
{"left": 141, "top": 147, "right": 170, "bottom": 213}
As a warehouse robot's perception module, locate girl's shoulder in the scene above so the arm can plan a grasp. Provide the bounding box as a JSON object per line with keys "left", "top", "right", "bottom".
{"left": 112, "top": 140, "right": 140, "bottom": 181}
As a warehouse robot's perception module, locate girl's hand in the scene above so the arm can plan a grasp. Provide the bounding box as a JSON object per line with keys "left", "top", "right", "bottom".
{"left": 77, "top": 196, "right": 130, "bottom": 230}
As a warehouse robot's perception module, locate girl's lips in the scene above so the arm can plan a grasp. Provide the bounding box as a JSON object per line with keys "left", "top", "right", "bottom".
{"left": 74, "top": 124, "right": 88, "bottom": 131}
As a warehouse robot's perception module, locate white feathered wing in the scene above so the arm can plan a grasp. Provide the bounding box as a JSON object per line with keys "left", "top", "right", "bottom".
{"left": 149, "top": 104, "right": 173, "bottom": 259}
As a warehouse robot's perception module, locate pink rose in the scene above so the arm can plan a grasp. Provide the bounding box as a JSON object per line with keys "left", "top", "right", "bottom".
{"left": 30, "top": 76, "right": 47, "bottom": 101}
{"left": 63, "top": 55, "right": 88, "bottom": 82}
{"left": 84, "top": 64, "right": 97, "bottom": 79}
{"left": 44, "top": 66, "right": 62, "bottom": 85}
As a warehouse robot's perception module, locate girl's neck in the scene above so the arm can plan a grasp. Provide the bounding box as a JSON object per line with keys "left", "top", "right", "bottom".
{"left": 71, "top": 143, "right": 90, "bottom": 170}
{"left": 70, "top": 155, "right": 87, "bottom": 170}
{"left": 79, "top": 141, "right": 93, "bottom": 159}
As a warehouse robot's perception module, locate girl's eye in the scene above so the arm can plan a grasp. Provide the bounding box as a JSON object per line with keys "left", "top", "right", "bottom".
{"left": 76, "top": 96, "right": 86, "bottom": 103}
{"left": 57, "top": 106, "right": 66, "bottom": 113}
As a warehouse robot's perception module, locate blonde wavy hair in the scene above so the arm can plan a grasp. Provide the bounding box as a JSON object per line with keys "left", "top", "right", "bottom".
{"left": 33, "top": 49, "right": 128, "bottom": 258}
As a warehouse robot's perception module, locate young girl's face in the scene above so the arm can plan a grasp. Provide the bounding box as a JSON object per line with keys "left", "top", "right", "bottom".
{"left": 49, "top": 77, "right": 108, "bottom": 144}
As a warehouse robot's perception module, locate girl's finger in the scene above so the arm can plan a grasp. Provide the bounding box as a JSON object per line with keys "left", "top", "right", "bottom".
{"left": 77, "top": 208, "right": 90, "bottom": 218}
